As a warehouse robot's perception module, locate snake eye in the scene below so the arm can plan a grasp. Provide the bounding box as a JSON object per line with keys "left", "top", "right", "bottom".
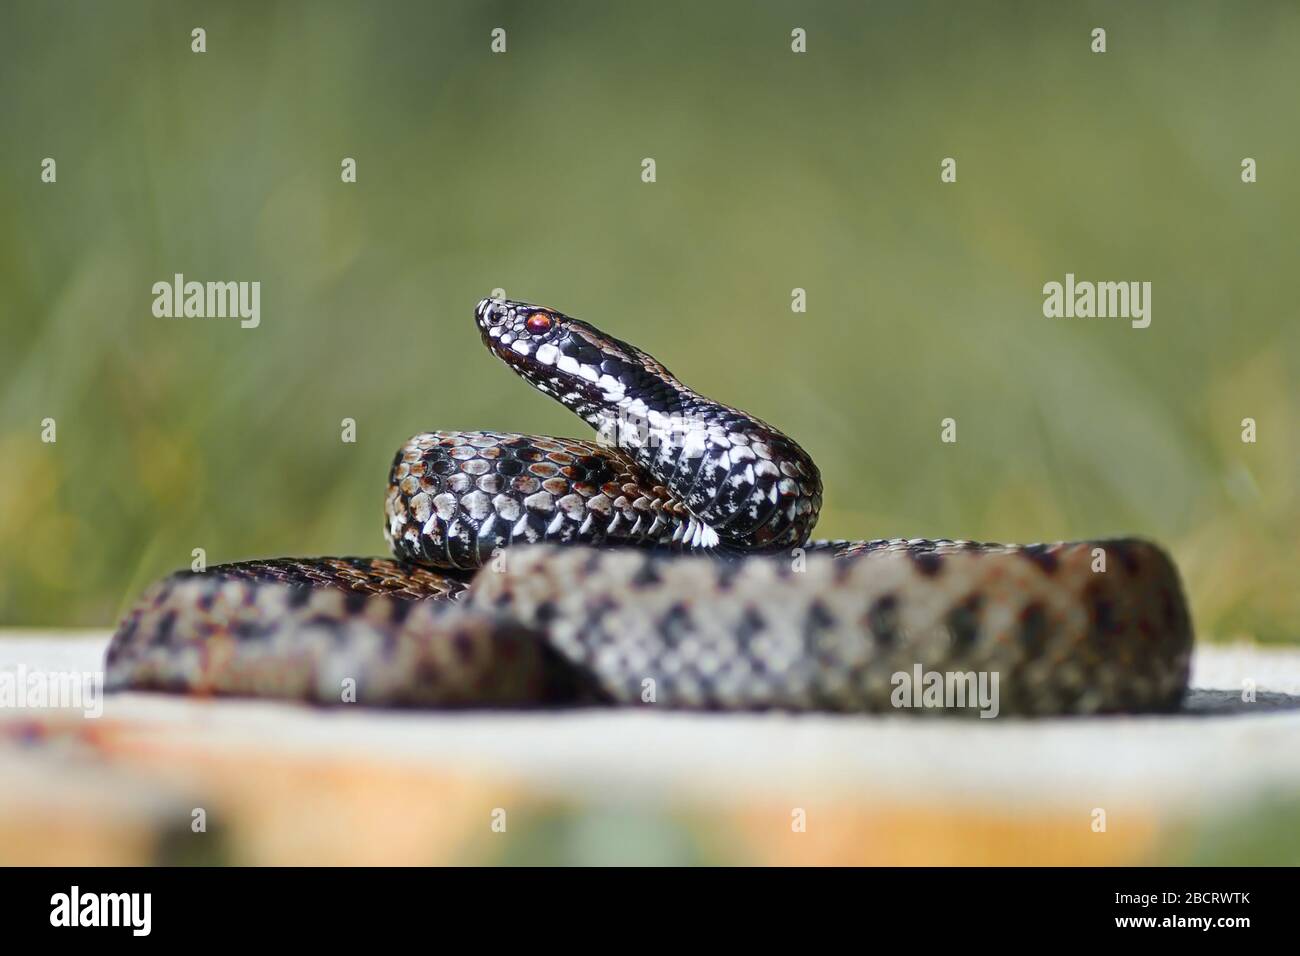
{"left": 525, "top": 312, "right": 553, "bottom": 335}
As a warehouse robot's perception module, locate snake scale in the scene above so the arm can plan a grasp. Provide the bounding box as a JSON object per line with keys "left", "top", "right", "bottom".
{"left": 105, "top": 298, "right": 1194, "bottom": 715}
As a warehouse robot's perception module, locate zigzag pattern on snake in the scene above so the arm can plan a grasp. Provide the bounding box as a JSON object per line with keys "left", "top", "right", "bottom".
{"left": 105, "top": 298, "right": 1194, "bottom": 714}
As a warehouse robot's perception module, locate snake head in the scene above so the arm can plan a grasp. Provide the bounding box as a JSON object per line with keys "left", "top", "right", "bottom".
{"left": 474, "top": 297, "right": 584, "bottom": 400}
{"left": 475, "top": 297, "right": 567, "bottom": 354}
{"left": 474, "top": 295, "right": 691, "bottom": 442}
{"left": 474, "top": 297, "right": 668, "bottom": 399}
{"left": 473, "top": 297, "right": 620, "bottom": 406}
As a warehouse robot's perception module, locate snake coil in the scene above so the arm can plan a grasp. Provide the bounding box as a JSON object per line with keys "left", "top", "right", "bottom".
{"left": 106, "top": 298, "right": 1194, "bottom": 714}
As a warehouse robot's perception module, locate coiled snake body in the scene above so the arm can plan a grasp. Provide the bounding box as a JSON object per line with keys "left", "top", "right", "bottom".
{"left": 106, "top": 299, "right": 1194, "bottom": 715}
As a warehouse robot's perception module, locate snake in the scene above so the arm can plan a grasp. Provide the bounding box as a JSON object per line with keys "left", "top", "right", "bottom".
{"left": 104, "top": 298, "right": 1194, "bottom": 715}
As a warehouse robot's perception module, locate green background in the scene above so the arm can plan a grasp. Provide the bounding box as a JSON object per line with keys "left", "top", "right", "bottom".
{"left": 1, "top": 0, "right": 1296, "bottom": 639}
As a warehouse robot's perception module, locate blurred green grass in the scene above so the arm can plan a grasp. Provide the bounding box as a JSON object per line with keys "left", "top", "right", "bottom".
{"left": 1, "top": 0, "right": 1297, "bottom": 639}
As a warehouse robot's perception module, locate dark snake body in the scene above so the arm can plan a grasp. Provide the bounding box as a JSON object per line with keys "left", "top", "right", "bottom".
{"left": 105, "top": 299, "right": 1194, "bottom": 714}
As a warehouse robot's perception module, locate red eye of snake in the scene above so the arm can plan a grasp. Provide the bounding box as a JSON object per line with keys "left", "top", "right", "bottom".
{"left": 525, "top": 312, "right": 553, "bottom": 335}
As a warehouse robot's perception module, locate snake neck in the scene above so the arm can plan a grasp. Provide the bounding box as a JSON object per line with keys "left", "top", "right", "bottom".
{"left": 477, "top": 299, "right": 823, "bottom": 552}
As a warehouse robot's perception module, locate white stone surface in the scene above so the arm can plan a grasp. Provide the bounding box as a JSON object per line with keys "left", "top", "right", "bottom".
{"left": 2, "top": 630, "right": 1298, "bottom": 813}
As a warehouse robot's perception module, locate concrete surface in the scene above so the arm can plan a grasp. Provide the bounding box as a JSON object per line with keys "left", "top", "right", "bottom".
{"left": 1, "top": 629, "right": 1298, "bottom": 865}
